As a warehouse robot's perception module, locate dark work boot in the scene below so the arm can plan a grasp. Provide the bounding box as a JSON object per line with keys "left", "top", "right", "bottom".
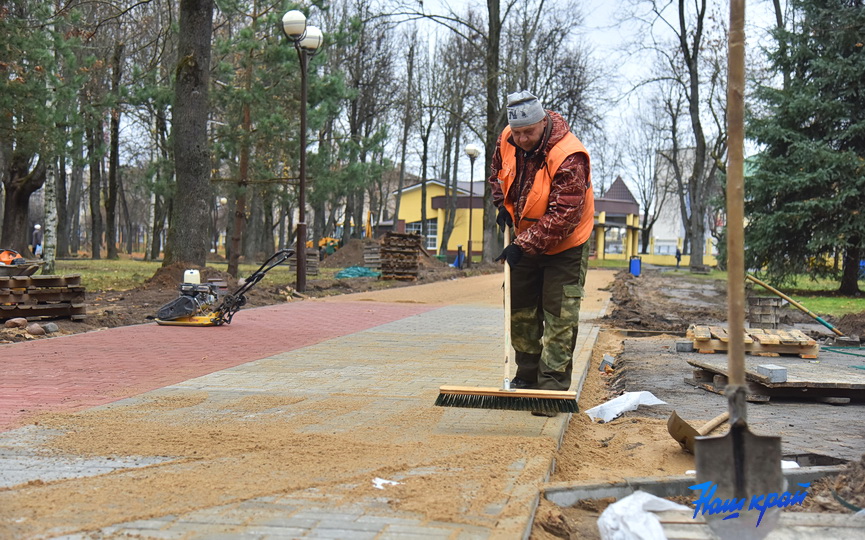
{"left": 510, "top": 377, "right": 535, "bottom": 389}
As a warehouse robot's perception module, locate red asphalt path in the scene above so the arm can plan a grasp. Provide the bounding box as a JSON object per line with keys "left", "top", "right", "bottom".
{"left": 0, "top": 301, "right": 434, "bottom": 432}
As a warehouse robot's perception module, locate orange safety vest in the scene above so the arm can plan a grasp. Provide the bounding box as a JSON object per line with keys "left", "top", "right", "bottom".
{"left": 497, "top": 126, "right": 594, "bottom": 254}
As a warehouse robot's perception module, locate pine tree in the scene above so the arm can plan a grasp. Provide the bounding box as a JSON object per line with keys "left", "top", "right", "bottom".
{"left": 747, "top": 0, "right": 865, "bottom": 294}
{"left": 0, "top": 2, "right": 79, "bottom": 254}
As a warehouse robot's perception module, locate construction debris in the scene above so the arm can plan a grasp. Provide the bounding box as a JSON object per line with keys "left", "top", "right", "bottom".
{"left": 0, "top": 275, "right": 86, "bottom": 321}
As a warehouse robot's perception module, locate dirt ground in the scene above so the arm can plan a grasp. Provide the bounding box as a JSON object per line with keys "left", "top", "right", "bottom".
{"left": 4, "top": 250, "right": 864, "bottom": 538}
{"left": 533, "top": 268, "right": 865, "bottom": 540}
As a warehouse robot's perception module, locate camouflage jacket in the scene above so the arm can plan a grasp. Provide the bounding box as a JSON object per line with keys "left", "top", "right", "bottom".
{"left": 488, "top": 111, "right": 590, "bottom": 256}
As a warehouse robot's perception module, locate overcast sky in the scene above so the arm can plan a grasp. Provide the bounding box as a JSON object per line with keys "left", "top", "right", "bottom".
{"left": 403, "top": 0, "right": 782, "bottom": 186}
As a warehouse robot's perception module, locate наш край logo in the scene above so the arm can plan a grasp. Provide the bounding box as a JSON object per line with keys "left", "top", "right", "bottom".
{"left": 689, "top": 480, "right": 810, "bottom": 526}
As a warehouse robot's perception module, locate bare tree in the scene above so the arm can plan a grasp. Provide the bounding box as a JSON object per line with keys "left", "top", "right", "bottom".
{"left": 391, "top": 27, "right": 417, "bottom": 232}
{"left": 624, "top": 99, "right": 675, "bottom": 253}
{"left": 632, "top": 0, "right": 728, "bottom": 270}
{"left": 413, "top": 42, "right": 442, "bottom": 245}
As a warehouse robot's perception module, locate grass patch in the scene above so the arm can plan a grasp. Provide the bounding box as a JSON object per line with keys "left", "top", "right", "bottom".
{"left": 692, "top": 269, "right": 863, "bottom": 317}
{"left": 52, "top": 258, "right": 319, "bottom": 292}
{"left": 589, "top": 259, "right": 628, "bottom": 269}
{"left": 55, "top": 259, "right": 163, "bottom": 291}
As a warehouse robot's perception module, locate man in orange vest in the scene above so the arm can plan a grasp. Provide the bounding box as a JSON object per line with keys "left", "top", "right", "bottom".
{"left": 489, "top": 90, "right": 594, "bottom": 415}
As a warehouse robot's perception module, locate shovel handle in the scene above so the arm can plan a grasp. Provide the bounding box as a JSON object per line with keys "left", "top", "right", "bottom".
{"left": 697, "top": 411, "right": 730, "bottom": 436}
{"left": 503, "top": 227, "right": 512, "bottom": 390}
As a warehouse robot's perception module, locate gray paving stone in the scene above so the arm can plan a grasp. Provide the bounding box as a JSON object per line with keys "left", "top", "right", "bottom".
{"left": 0, "top": 454, "right": 174, "bottom": 488}
{"left": 379, "top": 523, "right": 457, "bottom": 539}
{"left": 354, "top": 515, "right": 425, "bottom": 526}
{"left": 256, "top": 516, "right": 318, "bottom": 529}
{"left": 304, "top": 529, "right": 378, "bottom": 539}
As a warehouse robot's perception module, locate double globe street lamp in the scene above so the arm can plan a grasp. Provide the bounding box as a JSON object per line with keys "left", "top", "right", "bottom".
{"left": 464, "top": 143, "right": 481, "bottom": 268}
{"left": 282, "top": 10, "right": 324, "bottom": 293}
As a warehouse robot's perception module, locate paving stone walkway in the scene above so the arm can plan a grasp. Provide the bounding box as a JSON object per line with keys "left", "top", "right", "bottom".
{"left": 0, "top": 276, "right": 610, "bottom": 539}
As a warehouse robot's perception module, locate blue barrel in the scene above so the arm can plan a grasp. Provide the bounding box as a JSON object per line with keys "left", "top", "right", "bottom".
{"left": 629, "top": 256, "right": 642, "bottom": 277}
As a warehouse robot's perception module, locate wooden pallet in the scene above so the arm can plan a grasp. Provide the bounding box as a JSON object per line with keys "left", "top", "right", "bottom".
{"left": 684, "top": 355, "right": 865, "bottom": 402}
{"left": 287, "top": 252, "right": 320, "bottom": 275}
{"left": 380, "top": 232, "right": 422, "bottom": 280}
{"left": 0, "top": 274, "right": 86, "bottom": 321}
{"left": 363, "top": 243, "right": 381, "bottom": 270}
{"left": 687, "top": 325, "right": 819, "bottom": 359}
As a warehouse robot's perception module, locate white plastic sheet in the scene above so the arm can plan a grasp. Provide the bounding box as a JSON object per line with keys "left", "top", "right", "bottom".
{"left": 584, "top": 391, "right": 667, "bottom": 423}
{"left": 597, "top": 490, "right": 690, "bottom": 540}
{"left": 372, "top": 477, "right": 401, "bottom": 489}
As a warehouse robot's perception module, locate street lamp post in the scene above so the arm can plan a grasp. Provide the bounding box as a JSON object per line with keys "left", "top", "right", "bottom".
{"left": 464, "top": 143, "right": 481, "bottom": 268}
{"left": 282, "top": 10, "right": 324, "bottom": 293}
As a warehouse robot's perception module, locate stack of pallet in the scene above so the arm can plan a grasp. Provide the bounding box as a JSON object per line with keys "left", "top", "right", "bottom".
{"left": 287, "top": 250, "right": 320, "bottom": 276}
{"left": 686, "top": 324, "right": 818, "bottom": 358}
{"left": 363, "top": 242, "right": 381, "bottom": 270}
{"left": 380, "top": 232, "right": 422, "bottom": 280}
{"left": 0, "top": 274, "right": 86, "bottom": 321}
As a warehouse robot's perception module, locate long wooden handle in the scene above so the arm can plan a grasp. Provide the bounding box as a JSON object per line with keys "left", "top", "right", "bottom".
{"left": 503, "top": 227, "right": 512, "bottom": 390}
{"left": 697, "top": 412, "right": 730, "bottom": 436}
{"left": 726, "top": 0, "right": 746, "bottom": 388}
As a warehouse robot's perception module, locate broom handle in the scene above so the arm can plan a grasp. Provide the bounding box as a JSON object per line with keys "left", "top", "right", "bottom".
{"left": 503, "top": 226, "right": 512, "bottom": 390}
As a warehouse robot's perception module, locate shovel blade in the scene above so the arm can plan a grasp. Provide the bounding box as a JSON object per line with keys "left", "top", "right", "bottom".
{"left": 694, "top": 425, "right": 783, "bottom": 539}
{"left": 667, "top": 410, "right": 700, "bottom": 453}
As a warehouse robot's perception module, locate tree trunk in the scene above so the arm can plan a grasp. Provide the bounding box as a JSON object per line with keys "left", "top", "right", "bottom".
{"left": 439, "top": 120, "right": 460, "bottom": 256}
{"left": 262, "top": 193, "right": 274, "bottom": 256}
{"left": 86, "top": 118, "right": 104, "bottom": 260}
{"left": 483, "top": 0, "right": 503, "bottom": 262}
{"left": 118, "top": 169, "right": 134, "bottom": 254}
{"left": 392, "top": 39, "right": 415, "bottom": 232}
{"left": 0, "top": 156, "right": 46, "bottom": 254}
{"left": 56, "top": 148, "right": 70, "bottom": 257}
{"left": 641, "top": 215, "right": 651, "bottom": 254}
{"left": 106, "top": 41, "right": 124, "bottom": 260}
{"left": 42, "top": 164, "right": 57, "bottom": 274}
{"left": 164, "top": 0, "right": 214, "bottom": 268}
{"left": 243, "top": 189, "right": 262, "bottom": 260}
{"left": 228, "top": 100, "right": 251, "bottom": 278}
{"left": 69, "top": 144, "right": 84, "bottom": 255}
{"left": 839, "top": 240, "right": 861, "bottom": 295}
{"left": 150, "top": 195, "right": 167, "bottom": 260}
{"left": 342, "top": 191, "right": 355, "bottom": 246}
{"left": 313, "top": 199, "right": 325, "bottom": 248}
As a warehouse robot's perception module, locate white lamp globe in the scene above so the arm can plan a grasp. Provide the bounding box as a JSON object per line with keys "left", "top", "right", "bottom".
{"left": 300, "top": 25, "right": 323, "bottom": 51}
{"left": 282, "top": 10, "right": 306, "bottom": 39}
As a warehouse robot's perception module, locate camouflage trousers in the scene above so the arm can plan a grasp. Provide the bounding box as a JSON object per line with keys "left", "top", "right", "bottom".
{"left": 509, "top": 242, "right": 590, "bottom": 391}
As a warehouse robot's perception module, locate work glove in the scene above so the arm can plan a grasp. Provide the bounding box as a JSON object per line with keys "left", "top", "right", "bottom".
{"left": 496, "top": 206, "right": 514, "bottom": 232}
{"left": 496, "top": 243, "right": 523, "bottom": 269}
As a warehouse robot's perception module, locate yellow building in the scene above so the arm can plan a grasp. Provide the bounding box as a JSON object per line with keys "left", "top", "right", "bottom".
{"left": 391, "top": 180, "right": 484, "bottom": 262}
{"left": 392, "top": 176, "right": 651, "bottom": 264}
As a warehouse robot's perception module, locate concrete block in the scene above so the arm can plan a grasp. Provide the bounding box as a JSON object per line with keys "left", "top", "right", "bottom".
{"left": 676, "top": 341, "right": 694, "bottom": 353}
{"left": 757, "top": 363, "right": 787, "bottom": 383}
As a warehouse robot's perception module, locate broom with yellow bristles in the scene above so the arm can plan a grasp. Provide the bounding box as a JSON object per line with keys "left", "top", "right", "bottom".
{"left": 435, "top": 228, "right": 579, "bottom": 414}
